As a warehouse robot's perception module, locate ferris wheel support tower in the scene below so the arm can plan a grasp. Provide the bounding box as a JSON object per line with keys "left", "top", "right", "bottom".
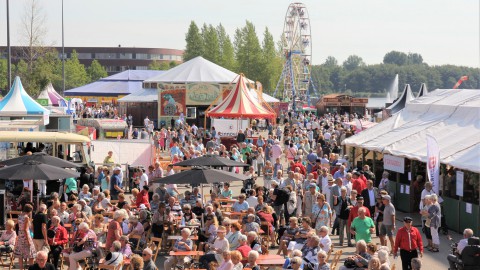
{"left": 273, "top": 2, "right": 317, "bottom": 112}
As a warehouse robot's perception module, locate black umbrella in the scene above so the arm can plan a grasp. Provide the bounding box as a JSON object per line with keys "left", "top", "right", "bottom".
{"left": 173, "top": 155, "right": 249, "bottom": 167}
{"left": 151, "top": 167, "right": 249, "bottom": 185}
{"left": 0, "top": 152, "right": 81, "bottom": 168}
{"left": 0, "top": 160, "right": 80, "bottom": 180}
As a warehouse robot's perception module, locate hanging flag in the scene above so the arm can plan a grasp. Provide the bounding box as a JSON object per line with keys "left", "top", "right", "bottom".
{"left": 426, "top": 135, "right": 440, "bottom": 194}
{"left": 453, "top": 76, "right": 469, "bottom": 89}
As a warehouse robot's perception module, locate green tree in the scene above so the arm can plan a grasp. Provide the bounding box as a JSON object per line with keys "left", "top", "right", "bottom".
{"left": 217, "top": 24, "right": 236, "bottom": 71}
{"left": 183, "top": 21, "right": 204, "bottom": 61}
{"left": 343, "top": 55, "right": 365, "bottom": 71}
{"left": 383, "top": 51, "right": 408, "bottom": 65}
{"left": 33, "top": 49, "right": 62, "bottom": 92}
{"left": 202, "top": 24, "right": 221, "bottom": 63}
{"left": 0, "top": 59, "right": 7, "bottom": 92}
{"left": 260, "top": 27, "right": 281, "bottom": 92}
{"left": 65, "top": 50, "right": 89, "bottom": 89}
{"left": 149, "top": 60, "right": 171, "bottom": 70}
{"left": 234, "top": 21, "right": 263, "bottom": 80}
{"left": 86, "top": 59, "right": 107, "bottom": 81}
{"left": 323, "top": 56, "right": 338, "bottom": 67}
{"left": 169, "top": 61, "right": 178, "bottom": 68}
{"left": 407, "top": 53, "right": 423, "bottom": 65}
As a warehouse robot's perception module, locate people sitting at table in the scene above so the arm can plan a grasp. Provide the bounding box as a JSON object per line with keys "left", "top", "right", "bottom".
{"left": 220, "top": 183, "right": 233, "bottom": 199}
{"left": 255, "top": 194, "right": 268, "bottom": 212}
{"left": 243, "top": 214, "right": 260, "bottom": 233}
{"left": 67, "top": 222, "right": 97, "bottom": 270}
{"left": 230, "top": 250, "right": 243, "bottom": 270}
{"left": 257, "top": 205, "right": 276, "bottom": 246}
{"left": 192, "top": 199, "right": 204, "bottom": 217}
{"left": 287, "top": 217, "right": 314, "bottom": 256}
{"left": 227, "top": 222, "right": 242, "bottom": 250}
{"left": 243, "top": 250, "right": 261, "bottom": 270}
{"left": 92, "top": 192, "right": 111, "bottom": 214}
{"left": 246, "top": 231, "right": 262, "bottom": 254}
{"left": 92, "top": 213, "right": 107, "bottom": 242}
{"left": 142, "top": 247, "right": 158, "bottom": 270}
{"left": 167, "top": 197, "right": 183, "bottom": 216}
{"left": 315, "top": 250, "right": 331, "bottom": 270}
{"left": 117, "top": 193, "right": 128, "bottom": 209}
{"left": 152, "top": 203, "right": 173, "bottom": 239}
{"left": 181, "top": 204, "right": 198, "bottom": 226}
{"left": 301, "top": 235, "right": 320, "bottom": 267}
{"left": 128, "top": 217, "right": 145, "bottom": 246}
{"left": 282, "top": 249, "right": 302, "bottom": 269}
{"left": 139, "top": 209, "right": 152, "bottom": 233}
{"left": 236, "top": 234, "right": 252, "bottom": 262}
{"left": 164, "top": 228, "right": 194, "bottom": 270}
{"left": 78, "top": 184, "right": 92, "bottom": 202}
{"left": 0, "top": 219, "right": 16, "bottom": 253}
{"left": 119, "top": 235, "right": 133, "bottom": 258}
{"left": 212, "top": 202, "right": 224, "bottom": 224}
{"left": 338, "top": 240, "right": 371, "bottom": 270}
{"left": 199, "top": 213, "right": 218, "bottom": 252}
{"left": 78, "top": 199, "right": 93, "bottom": 219}
{"left": 232, "top": 194, "right": 249, "bottom": 212}
{"left": 241, "top": 207, "right": 261, "bottom": 225}
{"left": 318, "top": 225, "right": 332, "bottom": 253}
{"left": 106, "top": 209, "right": 127, "bottom": 250}
{"left": 104, "top": 240, "right": 124, "bottom": 267}
{"left": 135, "top": 186, "right": 150, "bottom": 209}
{"left": 278, "top": 217, "right": 300, "bottom": 256}
{"left": 180, "top": 190, "right": 197, "bottom": 206}
{"left": 47, "top": 216, "right": 68, "bottom": 269}
{"left": 199, "top": 226, "right": 229, "bottom": 270}
{"left": 128, "top": 254, "right": 143, "bottom": 270}
{"left": 217, "top": 250, "right": 234, "bottom": 270}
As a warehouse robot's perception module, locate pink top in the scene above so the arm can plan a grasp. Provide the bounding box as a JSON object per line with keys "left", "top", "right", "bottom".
{"left": 217, "top": 259, "right": 234, "bottom": 270}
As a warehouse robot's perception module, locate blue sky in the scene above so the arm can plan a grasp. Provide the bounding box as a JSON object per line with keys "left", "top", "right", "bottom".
{"left": 1, "top": 0, "right": 478, "bottom": 67}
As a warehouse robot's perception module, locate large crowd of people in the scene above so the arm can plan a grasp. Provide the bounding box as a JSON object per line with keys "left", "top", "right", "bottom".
{"left": 1, "top": 111, "right": 477, "bottom": 270}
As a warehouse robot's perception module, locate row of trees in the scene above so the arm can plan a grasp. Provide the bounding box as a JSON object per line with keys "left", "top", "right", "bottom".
{"left": 183, "top": 21, "right": 283, "bottom": 91}
{"left": 311, "top": 53, "right": 480, "bottom": 97}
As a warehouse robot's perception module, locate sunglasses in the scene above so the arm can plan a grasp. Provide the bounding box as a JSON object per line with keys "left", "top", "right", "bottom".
{"left": 142, "top": 253, "right": 149, "bottom": 256}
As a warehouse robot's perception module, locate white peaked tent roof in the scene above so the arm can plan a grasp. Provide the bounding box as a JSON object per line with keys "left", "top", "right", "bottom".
{"left": 248, "top": 89, "right": 280, "bottom": 103}
{"left": 387, "top": 84, "right": 414, "bottom": 114}
{"left": 343, "top": 89, "right": 480, "bottom": 173}
{"left": 0, "top": 77, "right": 50, "bottom": 116}
{"left": 417, "top": 83, "right": 428, "bottom": 98}
{"left": 37, "top": 83, "right": 67, "bottom": 106}
{"left": 145, "top": 56, "right": 251, "bottom": 84}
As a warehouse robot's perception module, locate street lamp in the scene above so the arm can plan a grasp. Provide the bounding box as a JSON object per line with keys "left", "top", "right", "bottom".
{"left": 6, "top": 0, "right": 11, "bottom": 90}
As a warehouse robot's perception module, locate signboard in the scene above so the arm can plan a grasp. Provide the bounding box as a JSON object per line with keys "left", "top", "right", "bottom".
{"left": 211, "top": 118, "right": 249, "bottom": 137}
{"left": 456, "top": 171, "right": 464, "bottom": 197}
{"left": 426, "top": 135, "right": 440, "bottom": 194}
{"left": 186, "top": 83, "right": 221, "bottom": 105}
{"left": 383, "top": 154, "right": 405, "bottom": 173}
{"left": 159, "top": 88, "right": 186, "bottom": 117}
{"left": 36, "top": 98, "right": 49, "bottom": 106}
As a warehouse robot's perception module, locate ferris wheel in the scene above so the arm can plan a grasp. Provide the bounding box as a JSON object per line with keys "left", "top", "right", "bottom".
{"left": 274, "top": 2, "right": 316, "bottom": 111}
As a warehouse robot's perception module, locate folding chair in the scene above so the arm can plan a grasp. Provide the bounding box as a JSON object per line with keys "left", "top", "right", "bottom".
{"left": 330, "top": 250, "right": 343, "bottom": 270}
{"left": 148, "top": 237, "right": 163, "bottom": 262}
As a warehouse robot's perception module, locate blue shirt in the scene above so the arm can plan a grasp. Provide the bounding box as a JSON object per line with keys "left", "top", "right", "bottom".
{"left": 110, "top": 174, "right": 121, "bottom": 195}
{"left": 232, "top": 201, "right": 249, "bottom": 212}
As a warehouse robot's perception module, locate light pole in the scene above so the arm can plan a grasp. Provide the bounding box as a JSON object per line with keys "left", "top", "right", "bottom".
{"left": 62, "top": 0, "right": 65, "bottom": 93}
{"left": 6, "top": 0, "right": 11, "bottom": 90}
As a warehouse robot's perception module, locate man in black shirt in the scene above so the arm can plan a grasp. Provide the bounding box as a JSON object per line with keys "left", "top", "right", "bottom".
{"left": 33, "top": 204, "right": 48, "bottom": 252}
{"left": 29, "top": 251, "right": 55, "bottom": 270}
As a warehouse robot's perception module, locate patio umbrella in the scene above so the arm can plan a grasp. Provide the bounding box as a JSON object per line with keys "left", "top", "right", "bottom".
{"left": 0, "top": 152, "right": 81, "bottom": 168}
{"left": 151, "top": 167, "right": 249, "bottom": 185}
{"left": 0, "top": 160, "right": 80, "bottom": 180}
{"left": 173, "top": 155, "right": 249, "bottom": 167}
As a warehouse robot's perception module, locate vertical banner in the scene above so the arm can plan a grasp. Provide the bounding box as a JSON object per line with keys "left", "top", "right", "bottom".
{"left": 426, "top": 135, "right": 440, "bottom": 194}
{"left": 456, "top": 171, "right": 464, "bottom": 197}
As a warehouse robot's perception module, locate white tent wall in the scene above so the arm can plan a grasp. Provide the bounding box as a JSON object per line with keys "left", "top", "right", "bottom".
{"left": 91, "top": 140, "right": 153, "bottom": 168}
{"left": 343, "top": 89, "right": 480, "bottom": 173}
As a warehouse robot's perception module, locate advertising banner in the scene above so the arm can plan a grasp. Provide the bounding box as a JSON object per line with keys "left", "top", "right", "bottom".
{"left": 186, "top": 83, "right": 221, "bottom": 105}
{"left": 211, "top": 118, "right": 249, "bottom": 137}
{"left": 159, "top": 88, "right": 186, "bottom": 117}
{"left": 426, "top": 135, "right": 440, "bottom": 194}
{"left": 383, "top": 154, "right": 405, "bottom": 173}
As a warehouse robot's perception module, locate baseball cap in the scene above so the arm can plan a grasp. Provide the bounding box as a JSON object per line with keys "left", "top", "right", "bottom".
{"left": 113, "top": 166, "right": 122, "bottom": 171}
{"left": 356, "top": 196, "right": 364, "bottom": 200}
{"left": 382, "top": 195, "right": 391, "bottom": 201}
{"left": 309, "top": 183, "right": 317, "bottom": 189}
{"left": 404, "top": 217, "right": 413, "bottom": 222}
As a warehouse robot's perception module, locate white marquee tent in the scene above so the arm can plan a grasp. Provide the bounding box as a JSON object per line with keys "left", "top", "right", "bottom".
{"left": 343, "top": 89, "right": 480, "bottom": 173}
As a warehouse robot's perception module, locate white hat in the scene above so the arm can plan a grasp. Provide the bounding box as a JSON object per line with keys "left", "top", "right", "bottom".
{"left": 113, "top": 166, "right": 122, "bottom": 171}
{"left": 140, "top": 204, "right": 147, "bottom": 210}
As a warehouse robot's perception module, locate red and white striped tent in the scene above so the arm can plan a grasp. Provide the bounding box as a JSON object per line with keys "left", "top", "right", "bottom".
{"left": 207, "top": 75, "right": 275, "bottom": 119}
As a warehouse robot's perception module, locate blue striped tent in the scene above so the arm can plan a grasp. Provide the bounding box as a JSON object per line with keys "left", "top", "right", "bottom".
{"left": 0, "top": 77, "right": 50, "bottom": 121}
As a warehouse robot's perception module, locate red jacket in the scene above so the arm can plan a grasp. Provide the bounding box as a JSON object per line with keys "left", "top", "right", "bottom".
{"left": 393, "top": 226, "right": 424, "bottom": 254}
{"left": 136, "top": 190, "right": 150, "bottom": 209}
{"left": 352, "top": 179, "right": 366, "bottom": 194}
{"left": 291, "top": 162, "right": 306, "bottom": 176}
{"left": 48, "top": 225, "right": 68, "bottom": 246}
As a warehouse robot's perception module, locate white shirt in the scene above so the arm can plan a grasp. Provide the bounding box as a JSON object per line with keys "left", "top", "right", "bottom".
{"left": 458, "top": 238, "right": 469, "bottom": 254}
{"left": 246, "top": 196, "right": 258, "bottom": 209}
{"left": 368, "top": 189, "right": 375, "bottom": 207}
{"left": 319, "top": 235, "right": 332, "bottom": 253}
{"left": 140, "top": 173, "right": 148, "bottom": 188}
{"left": 420, "top": 189, "right": 434, "bottom": 209}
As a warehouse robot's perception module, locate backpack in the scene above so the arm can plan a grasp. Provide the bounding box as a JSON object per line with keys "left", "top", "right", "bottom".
{"left": 275, "top": 187, "right": 291, "bottom": 205}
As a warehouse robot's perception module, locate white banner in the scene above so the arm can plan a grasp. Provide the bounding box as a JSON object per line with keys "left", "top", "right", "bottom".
{"left": 456, "top": 171, "right": 464, "bottom": 197}
{"left": 383, "top": 154, "right": 405, "bottom": 173}
{"left": 211, "top": 118, "right": 249, "bottom": 137}
{"left": 426, "top": 135, "right": 440, "bottom": 194}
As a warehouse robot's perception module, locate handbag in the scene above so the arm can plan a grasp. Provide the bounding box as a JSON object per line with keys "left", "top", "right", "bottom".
{"left": 344, "top": 258, "right": 357, "bottom": 268}
{"left": 425, "top": 217, "right": 432, "bottom": 227}
{"left": 311, "top": 205, "right": 322, "bottom": 228}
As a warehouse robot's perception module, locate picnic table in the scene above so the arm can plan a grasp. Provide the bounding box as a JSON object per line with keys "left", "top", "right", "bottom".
{"left": 169, "top": 251, "right": 205, "bottom": 256}
{"left": 256, "top": 254, "right": 285, "bottom": 267}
